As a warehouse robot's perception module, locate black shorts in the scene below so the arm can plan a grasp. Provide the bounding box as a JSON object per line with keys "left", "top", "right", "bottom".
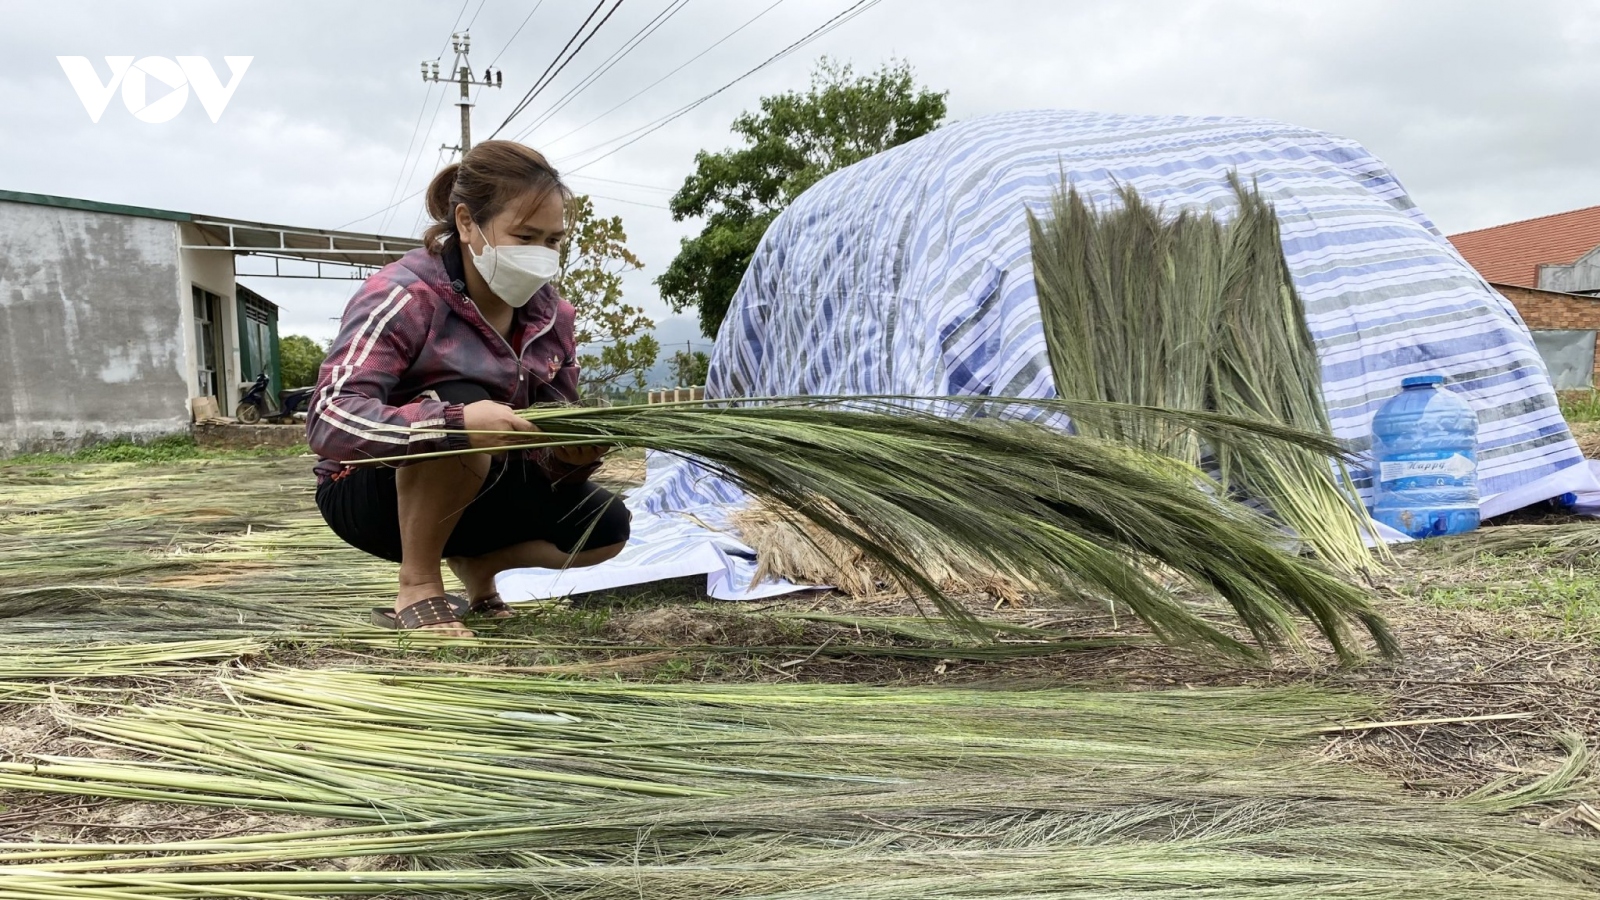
{"left": 317, "top": 456, "right": 631, "bottom": 563}
{"left": 314, "top": 380, "right": 630, "bottom": 563}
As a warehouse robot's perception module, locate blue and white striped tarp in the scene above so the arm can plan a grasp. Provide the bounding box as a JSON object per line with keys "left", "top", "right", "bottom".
{"left": 633, "top": 108, "right": 1589, "bottom": 518}
{"left": 500, "top": 109, "right": 1593, "bottom": 602}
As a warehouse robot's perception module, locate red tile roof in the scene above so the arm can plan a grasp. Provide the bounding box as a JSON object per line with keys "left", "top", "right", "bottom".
{"left": 1448, "top": 205, "right": 1600, "bottom": 287}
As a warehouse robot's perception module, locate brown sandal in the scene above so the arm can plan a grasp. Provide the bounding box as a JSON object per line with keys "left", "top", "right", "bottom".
{"left": 371, "top": 595, "right": 469, "bottom": 630}
{"left": 467, "top": 593, "right": 513, "bottom": 617}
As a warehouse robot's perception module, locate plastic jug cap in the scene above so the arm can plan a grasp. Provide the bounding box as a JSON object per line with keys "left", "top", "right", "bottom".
{"left": 1401, "top": 375, "right": 1445, "bottom": 388}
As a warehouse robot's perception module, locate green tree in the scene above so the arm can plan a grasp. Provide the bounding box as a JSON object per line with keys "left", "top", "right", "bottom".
{"left": 656, "top": 58, "right": 947, "bottom": 338}
{"left": 558, "top": 194, "right": 658, "bottom": 396}
{"left": 278, "top": 334, "right": 325, "bottom": 389}
{"left": 668, "top": 349, "right": 710, "bottom": 387}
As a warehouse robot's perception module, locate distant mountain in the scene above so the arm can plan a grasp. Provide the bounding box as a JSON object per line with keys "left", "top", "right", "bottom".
{"left": 580, "top": 314, "right": 714, "bottom": 389}
{"left": 643, "top": 315, "right": 713, "bottom": 387}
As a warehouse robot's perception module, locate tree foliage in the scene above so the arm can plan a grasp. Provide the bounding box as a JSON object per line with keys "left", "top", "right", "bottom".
{"left": 558, "top": 194, "right": 658, "bottom": 396}
{"left": 668, "top": 349, "right": 710, "bottom": 387}
{"left": 656, "top": 58, "right": 947, "bottom": 338}
{"left": 278, "top": 335, "right": 325, "bottom": 389}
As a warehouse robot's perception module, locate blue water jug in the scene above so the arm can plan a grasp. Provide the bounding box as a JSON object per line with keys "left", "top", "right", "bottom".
{"left": 1370, "top": 375, "right": 1480, "bottom": 539}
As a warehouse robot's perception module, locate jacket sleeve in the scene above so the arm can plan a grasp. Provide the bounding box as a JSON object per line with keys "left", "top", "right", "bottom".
{"left": 305, "top": 278, "right": 470, "bottom": 464}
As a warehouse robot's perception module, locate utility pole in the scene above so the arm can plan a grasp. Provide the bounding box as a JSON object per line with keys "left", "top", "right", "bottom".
{"left": 421, "top": 32, "right": 502, "bottom": 156}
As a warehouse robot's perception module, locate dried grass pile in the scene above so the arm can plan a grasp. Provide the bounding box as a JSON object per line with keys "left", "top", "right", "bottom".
{"left": 734, "top": 501, "right": 1033, "bottom": 603}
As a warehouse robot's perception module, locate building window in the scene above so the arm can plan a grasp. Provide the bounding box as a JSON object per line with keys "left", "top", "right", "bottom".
{"left": 192, "top": 286, "right": 225, "bottom": 399}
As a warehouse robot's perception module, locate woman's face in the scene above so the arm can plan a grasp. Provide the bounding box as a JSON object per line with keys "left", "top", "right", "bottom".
{"left": 457, "top": 188, "right": 565, "bottom": 255}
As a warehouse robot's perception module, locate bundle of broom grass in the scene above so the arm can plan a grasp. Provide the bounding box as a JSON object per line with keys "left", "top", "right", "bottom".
{"left": 383, "top": 396, "right": 1396, "bottom": 661}
{"left": 3, "top": 668, "right": 1595, "bottom": 897}
{"left": 1028, "top": 176, "right": 1377, "bottom": 577}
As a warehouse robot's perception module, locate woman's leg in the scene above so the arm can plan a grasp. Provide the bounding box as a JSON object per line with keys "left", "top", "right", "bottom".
{"left": 445, "top": 477, "right": 631, "bottom": 607}
{"left": 395, "top": 453, "right": 491, "bottom": 635}
{"left": 449, "top": 539, "right": 626, "bottom": 603}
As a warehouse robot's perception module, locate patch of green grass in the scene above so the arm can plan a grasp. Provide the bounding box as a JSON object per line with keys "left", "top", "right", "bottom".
{"left": 1558, "top": 390, "right": 1600, "bottom": 424}
{"left": 649, "top": 657, "right": 695, "bottom": 682}
{"left": 496, "top": 602, "right": 613, "bottom": 639}
{"left": 769, "top": 616, "right": 808, "bottom": 642}
{"left": 1425, "top": 574, "right": 1600, "bottom": 641}
{"left": 2, "top": 435, "right": 308, "bottom": 466}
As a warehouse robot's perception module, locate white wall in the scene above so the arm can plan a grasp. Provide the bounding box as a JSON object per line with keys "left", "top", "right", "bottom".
{"left": 176, "top": 227, "right": 240, "bottom": 412}
{"left": 0, "top": 200, "right": 188, "bottom": 453}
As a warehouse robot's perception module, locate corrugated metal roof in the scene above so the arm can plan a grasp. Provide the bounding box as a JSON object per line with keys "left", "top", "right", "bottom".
{"left": 182, "top": 217, "right": 421, "bottom": 269}
{"left": 1448, "top": 204, "right": 1600, "bottom": 287}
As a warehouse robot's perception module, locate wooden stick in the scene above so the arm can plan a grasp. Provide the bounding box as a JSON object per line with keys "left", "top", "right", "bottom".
{"left": 1315, "top": 712, "right": 1535, "bottom": 734}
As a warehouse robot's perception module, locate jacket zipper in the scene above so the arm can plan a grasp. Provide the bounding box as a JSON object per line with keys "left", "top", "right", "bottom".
{"left": 458, "top": 285, "right": 556, "bottom": 395}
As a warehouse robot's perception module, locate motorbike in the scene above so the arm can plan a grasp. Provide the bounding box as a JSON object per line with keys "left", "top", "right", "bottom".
{"left": 236, "top": 372, "right": 315, "bottom": 425}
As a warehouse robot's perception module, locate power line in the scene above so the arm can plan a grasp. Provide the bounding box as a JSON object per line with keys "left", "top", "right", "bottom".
{"left": 375, "top": 84, "right": 438, "bottom": 236}
{"left": 340, "top": 0, "right": 870, "bottom": 237}
{"left": 411, "top": 145, "right": 456, "bottom": 236}
{"left": 490, "top": 0, "right": 612, "bottom": 138}
{"left": 487, "top": 0, "right": 546, "bottom": 68}
{"left": 579, "top": 191, "right": 669, "bottom": 210}
{"left": 379, "top": 79, "right": 457, "bottom": 233}
{"left": 566, "top": 173, "right": 675, "bottom": 192}
{"left": 368, "top": 0, "right": 472, "bottom": 236}
{"left": 514, "top": 0, "right": 690, "bottom": 142}
{"left": 436, "top": 0, "right": 472, "bottom": 59}
{"left": 539, "top": 0, "right": 786, "bottom": 151}
{"left": 474, "top": 0, "right": 548, "bottom": 102}
{"left": 510, "top": 0, "right": 691, "bottom": 143}
{"left": 336, "top": 183, "right": 428, "bottom": 231}
{"left": 505, "top": 0, "right": 629, "bottom": 132}
{"left": 464, "top": 0, "right": 488, "bottom": 31}
{"left": 563, "top": 0, "right": 884, "bottom": 174}
{"left": 336, "top": 159, "right": 666, "bottom": 233}
{"left": 563, "top": 0, "right": 881, "bottom": 171}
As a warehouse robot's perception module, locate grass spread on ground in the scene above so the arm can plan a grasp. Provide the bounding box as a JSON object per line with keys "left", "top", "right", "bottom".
{"left": 0, "top": 450, "right": 1596, "bottom": 896}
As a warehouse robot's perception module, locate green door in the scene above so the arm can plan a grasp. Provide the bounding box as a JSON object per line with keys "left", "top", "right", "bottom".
{"left": 237, "top": 290, "right": 282, "bottom": 399}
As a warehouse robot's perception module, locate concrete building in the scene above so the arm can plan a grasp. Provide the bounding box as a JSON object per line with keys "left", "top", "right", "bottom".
{"left": 0, "top": 190, "right": 419, "bottom": 454}
{"left": 1450, "top": 205, "right": 1600, "bottom": 390}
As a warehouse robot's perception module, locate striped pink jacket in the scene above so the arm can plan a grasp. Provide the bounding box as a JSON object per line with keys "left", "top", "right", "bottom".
{"left": 306, "top": 247, "right": 580, "bottom": 482}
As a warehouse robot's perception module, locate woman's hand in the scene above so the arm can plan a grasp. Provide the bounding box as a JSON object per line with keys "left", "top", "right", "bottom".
{"left": 462, "top": 400, "right": 540, "bottom": 449}
{"left": 461, "top": 401, "right": 607, "bottom": 462}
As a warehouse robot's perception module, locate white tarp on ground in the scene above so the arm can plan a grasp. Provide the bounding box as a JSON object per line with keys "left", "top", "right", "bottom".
{"left": 497, "top": 109, "right": 1597, "bottom": 603}
{"left": 498, "top": 452, "right": 819, "bottom": 602}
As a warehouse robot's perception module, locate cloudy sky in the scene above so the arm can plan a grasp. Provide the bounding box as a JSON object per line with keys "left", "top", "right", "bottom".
{"left": 4, "top": 0, "right": 1597, "bottom": 343}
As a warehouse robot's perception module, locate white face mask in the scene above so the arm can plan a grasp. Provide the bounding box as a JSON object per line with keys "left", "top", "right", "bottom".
{"left": 467, "top": 221, "right": 560, "bottom": 308}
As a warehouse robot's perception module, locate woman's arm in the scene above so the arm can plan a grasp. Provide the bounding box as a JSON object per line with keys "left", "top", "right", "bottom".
{"left": 305, "top": 279, "right": 469, "bottom": 463}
